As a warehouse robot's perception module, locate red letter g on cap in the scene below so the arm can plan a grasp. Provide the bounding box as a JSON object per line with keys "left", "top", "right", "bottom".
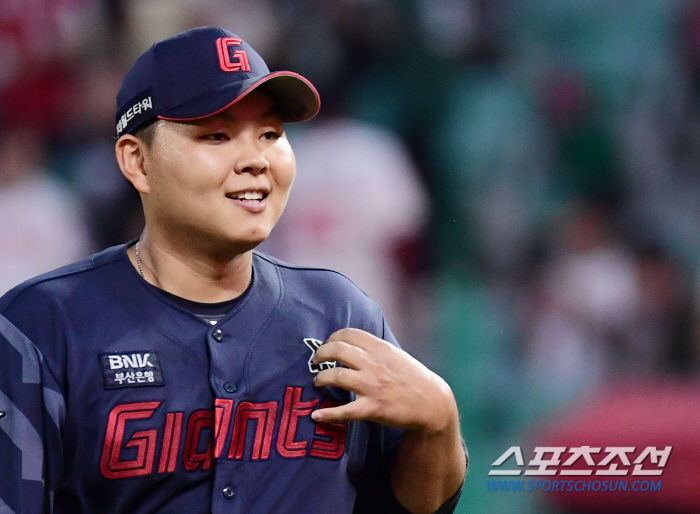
{"left": 216, "top": 37, "right": 251, "bottom": 72}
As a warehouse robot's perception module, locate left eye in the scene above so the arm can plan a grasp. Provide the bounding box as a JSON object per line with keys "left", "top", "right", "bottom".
{"left": 262, "top": 131, "right": 280, "bottom": 140}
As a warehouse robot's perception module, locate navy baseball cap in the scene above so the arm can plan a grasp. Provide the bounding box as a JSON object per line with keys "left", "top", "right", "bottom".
{"left": 115, "top": 26, "right": 320, "bottom": 137}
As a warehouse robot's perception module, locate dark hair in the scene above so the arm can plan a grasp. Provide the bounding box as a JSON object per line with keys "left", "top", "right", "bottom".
{"left": 134, "top": 120, "right": 158, "bottom": 147}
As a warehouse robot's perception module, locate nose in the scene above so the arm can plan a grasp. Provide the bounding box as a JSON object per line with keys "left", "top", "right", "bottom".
{"left": 233, "top": 147, "right": 268, "bottom": 176}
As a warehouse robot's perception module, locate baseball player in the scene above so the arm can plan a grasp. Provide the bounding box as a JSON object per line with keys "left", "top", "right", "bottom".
{"left": 0, "top": 27, "right": 466, "bottom": 514}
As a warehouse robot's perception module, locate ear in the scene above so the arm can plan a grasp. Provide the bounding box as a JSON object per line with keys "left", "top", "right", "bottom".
{"left": 115, "top": 134, "right": 151, "bottom": 194}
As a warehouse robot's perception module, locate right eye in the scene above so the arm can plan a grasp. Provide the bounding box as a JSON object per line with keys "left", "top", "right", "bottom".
{"left": 204, "top": 132, "right": 229, "bottom": 142}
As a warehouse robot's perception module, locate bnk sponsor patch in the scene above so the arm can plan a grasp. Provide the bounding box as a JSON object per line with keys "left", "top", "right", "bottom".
{"left": 99, "top": 351, "right": 164, "bottom": 389}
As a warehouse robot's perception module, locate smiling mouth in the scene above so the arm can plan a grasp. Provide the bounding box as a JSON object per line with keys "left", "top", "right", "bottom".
{"left": 225, "top": 190, "right": 270, "bottom": 213}
{"left": 225, "top": 190, "right": 269, "bottom": 202}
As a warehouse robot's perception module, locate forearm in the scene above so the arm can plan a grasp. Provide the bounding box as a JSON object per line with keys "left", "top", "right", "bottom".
{"left": 390, "top": 400, "right": 466, "bottom": 514}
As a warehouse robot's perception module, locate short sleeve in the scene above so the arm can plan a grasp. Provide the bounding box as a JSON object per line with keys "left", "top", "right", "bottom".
{"left": 0, "top": 314, "right": 64, "bottom": 514}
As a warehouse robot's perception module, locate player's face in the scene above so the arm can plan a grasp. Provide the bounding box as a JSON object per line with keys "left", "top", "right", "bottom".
{"left": 141, "top": 90, "right": 296, "bottom": 256}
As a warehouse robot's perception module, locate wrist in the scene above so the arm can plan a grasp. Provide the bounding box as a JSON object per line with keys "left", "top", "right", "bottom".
{"left": 414, "top": 376, "right": 460, "bottom": 437}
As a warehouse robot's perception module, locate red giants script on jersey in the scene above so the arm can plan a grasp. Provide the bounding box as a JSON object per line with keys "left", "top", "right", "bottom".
{"left": 100, "top": 386, "right": 346, "bottom": 479}
{"left": 216, "top": 37, "right": 251, "bottom": 72}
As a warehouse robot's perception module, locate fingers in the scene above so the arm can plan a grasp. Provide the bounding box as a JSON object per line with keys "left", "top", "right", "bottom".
{"left": 313, "top": 366, "right": 365, "bottom": 393}
{"left": 326, "top": 327, "right": 389, "bottom": 352}
{"left": 311, "top": 365, "right": 370, "bottom": 424}
{"left": 311, "top": 328, "right": 419, "bottom": 427}
{"left": 313, "top": 340, "right": 366, "bottom": 370}
{"left": 311, "top": 397, "right": 373, "bottom": 423}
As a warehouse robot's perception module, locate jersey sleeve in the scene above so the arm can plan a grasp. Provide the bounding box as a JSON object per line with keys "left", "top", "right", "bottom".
{"left": 0, "top": 314, "right": 64, "bottom": 514}
{"left": 353, "top": 317, "right": 465, "bottom": 514}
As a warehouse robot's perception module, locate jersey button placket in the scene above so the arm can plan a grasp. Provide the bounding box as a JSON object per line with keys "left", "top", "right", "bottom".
{"left": 222, "top": 485, "right": 235, "bottom": 499}
{"left": 224, "top": 382, "right": 237, "bottom": 393}
{"left": 212, "top": 328, "right": 224, "bottom": 342}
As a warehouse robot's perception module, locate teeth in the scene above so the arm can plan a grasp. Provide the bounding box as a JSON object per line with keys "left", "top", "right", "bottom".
{"left": 234, "top": 191, "right": 264, "bottom": 200}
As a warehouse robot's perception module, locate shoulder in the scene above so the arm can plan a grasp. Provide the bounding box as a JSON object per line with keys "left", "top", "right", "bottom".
{"left": 254, "top": 251, "right": 374, "bottom": 303}
{"left": 0, "top": 243, "right": 132, "bottom": 384}
{"left": 253, "top": 251, "right": 391, "bottom": 341}
{"left": 0, "top": 243, "right": 131, "bottom": 316}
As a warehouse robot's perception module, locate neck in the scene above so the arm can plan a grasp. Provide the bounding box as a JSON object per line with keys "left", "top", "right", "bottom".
{"left": 129, "top": 230, "right": 253, "bottom": 303}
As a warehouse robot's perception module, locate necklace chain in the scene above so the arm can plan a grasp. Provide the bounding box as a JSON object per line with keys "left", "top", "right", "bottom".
{"left": 135, "top": 241, "right": 145, "bottom": 278}
{"left": 135, "top": 241, "right": 253, "bottom": 286}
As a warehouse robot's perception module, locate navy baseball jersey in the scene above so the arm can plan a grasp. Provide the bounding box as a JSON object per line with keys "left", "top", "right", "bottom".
{"left": 0, "top": 243, "right": 409, "bottom": 513}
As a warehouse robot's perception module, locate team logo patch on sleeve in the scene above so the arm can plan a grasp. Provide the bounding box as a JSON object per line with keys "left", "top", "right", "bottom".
{"left": 99, "top": 351, "right": 165, "bottom": 389}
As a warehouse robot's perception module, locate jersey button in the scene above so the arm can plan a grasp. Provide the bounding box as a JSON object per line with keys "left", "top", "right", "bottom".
{"left": 224, "top": 382, "right": 237, "bottom": 393}
{"left": 222, "top": 485, "right": 235, "bottom": 499}
{"left": 212, "top": 329, "right": 224, "bottom": 342}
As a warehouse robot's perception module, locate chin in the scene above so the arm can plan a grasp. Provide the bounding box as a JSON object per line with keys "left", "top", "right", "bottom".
{"left": 230, "top": 226, "right": 272, "bottom": 251}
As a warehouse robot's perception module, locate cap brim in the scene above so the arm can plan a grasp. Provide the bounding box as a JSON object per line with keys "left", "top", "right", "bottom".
{"left": 159, "top": 71, "right": 320, "bottom": 123}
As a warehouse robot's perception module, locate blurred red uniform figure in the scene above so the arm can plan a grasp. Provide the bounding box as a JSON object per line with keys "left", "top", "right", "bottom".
{"left": 0, "top": 128, "right": 92, "bottom": 294}
{"left": 263, "top": 118, "right": 431, "bottom": 346}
